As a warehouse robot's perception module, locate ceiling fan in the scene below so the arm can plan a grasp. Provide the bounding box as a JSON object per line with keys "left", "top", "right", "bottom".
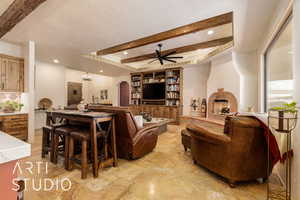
{"left": 148, "top": 44, "right": 183, "bottom": 65}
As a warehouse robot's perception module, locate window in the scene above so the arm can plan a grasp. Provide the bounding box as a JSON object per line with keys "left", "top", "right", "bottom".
{"left": 265, "top": 16, "right": 293, "bottom": 110}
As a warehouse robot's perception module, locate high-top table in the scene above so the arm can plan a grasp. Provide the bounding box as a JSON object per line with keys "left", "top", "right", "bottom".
{"left": 46, "top": 110, "right": 117, "bottom": 178}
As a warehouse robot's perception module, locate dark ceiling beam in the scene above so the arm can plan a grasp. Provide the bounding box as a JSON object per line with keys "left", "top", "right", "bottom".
{"left": 97, "top": 12, "right": 233, "bottom": 56}
{"left": 121, "top": 36, "right": 233, "bottom": 63}
{"left": 0, "top": 0, "right": 47, "bottom": 38}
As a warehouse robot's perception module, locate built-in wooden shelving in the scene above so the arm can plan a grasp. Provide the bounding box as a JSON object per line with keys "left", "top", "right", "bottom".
{"left": 130, "top": 67, "right": 183, "bottom": 106}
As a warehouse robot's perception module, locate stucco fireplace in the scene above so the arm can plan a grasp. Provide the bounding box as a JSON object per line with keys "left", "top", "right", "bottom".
{"left": 208, "top": 88, "right": 238, "bottom": 120}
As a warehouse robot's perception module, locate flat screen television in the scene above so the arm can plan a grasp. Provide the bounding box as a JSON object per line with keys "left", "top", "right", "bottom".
{"left": 143, "top": 83, "right": 165, "bottom": 99}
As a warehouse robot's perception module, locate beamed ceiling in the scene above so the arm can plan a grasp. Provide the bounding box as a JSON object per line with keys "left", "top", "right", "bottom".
{"left": 0, "top": 0, "right": 280, "bottom": 76}
{"left": 93, "top": 12, "right": 234, "bottom": 70}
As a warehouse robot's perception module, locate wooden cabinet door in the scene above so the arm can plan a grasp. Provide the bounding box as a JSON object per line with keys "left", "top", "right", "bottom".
{"left": 0, "top": 57, "right": 7, "bottom": 91}
{"left": 4, "top": 59, "right": 21, "bottom": 92}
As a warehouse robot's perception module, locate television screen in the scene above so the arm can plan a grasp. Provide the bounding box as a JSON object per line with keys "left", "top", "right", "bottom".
{"left": 143, "top": 83, "right": 165, "bottom": 99}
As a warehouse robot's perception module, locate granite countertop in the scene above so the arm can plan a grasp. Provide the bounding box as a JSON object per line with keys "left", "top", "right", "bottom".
{"left": 0, "top": 131, "right": 31, "bottom": 164}
{"left": 0, "top": 111, "right": 28, "bottom": 116}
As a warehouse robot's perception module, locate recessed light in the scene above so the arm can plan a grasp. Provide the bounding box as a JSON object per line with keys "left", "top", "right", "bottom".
{"left": 99, "top": 70, "right": 104, "bottom": 73}
{"left": 208, "top": 30, "right": 214, "bottom": 35}
{"left": 53, "top": 59, "right": 59, "bottom": 63}
{"left": 123, "top": 51, "right": 128, "bottom": 55}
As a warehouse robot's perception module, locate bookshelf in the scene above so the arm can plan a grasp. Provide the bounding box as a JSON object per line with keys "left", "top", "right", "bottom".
{"left": 130, "top": 67, "right": 183, "bottom": 124}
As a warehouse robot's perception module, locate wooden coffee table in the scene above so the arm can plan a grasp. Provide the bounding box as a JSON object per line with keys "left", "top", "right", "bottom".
{"left": 143, "top": 118, "right": 174, "bottom": 135}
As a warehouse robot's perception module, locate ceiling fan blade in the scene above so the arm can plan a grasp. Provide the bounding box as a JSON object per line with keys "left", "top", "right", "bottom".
{"left": 156, "top": 50, "right": 161, "bottom": 58}
{"left": 165, "top": 56, "right": 184, "bottom": 59}
{"left": 148, "top": 59, "right": 158, "bottom": 64}
{"left": 164, "top": 58, "right": 177, "bottom": 63}
{"left": 162, "top": 51, "right": 177, "bottom": 58}
{"left": 158, "top": 57, "right": 164, "bottom": 65}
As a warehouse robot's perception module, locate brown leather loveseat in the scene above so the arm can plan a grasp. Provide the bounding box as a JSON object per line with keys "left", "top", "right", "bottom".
{"left": 186, "top": 116, "right": 269, "bottom": 186}
{"left": 88, "top": 106, "right": 159, "bottom": 159}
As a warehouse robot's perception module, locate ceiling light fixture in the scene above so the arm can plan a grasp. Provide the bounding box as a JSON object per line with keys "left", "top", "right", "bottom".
{"left": 123, "top": 51, "right": 128, "bottom": 55}
{"left": 53, "top": 59, "right": 59, "bottom": 63}
{"left": 207, "top": 30, "right": 214, "bottom": 35}
{"left": 82, "top": 72, "right": 92, "bottom": 81}
{"left": 99, "top": 70, "right": 103, "bottom": 73}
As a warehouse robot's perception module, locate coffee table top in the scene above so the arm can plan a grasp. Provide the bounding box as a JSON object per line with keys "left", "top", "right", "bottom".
{"left": 143, "top": 117, "right": 174, "bottom": 126}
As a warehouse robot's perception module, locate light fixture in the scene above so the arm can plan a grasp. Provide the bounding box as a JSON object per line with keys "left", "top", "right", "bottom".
{"left": 207, "top": 30, "right": 214, "bottom": 35}
{"left": 82, "top": 72, "right": 92, "bottom": 81}
{"left": 123, "top": 51, "right": 128, "bottom": 55}
{"left": 99, "top": 70, "right": 103, "bottom": 73}
{"left": 53, "top": 59, "right": 59, "bottom": 63}
{"left": 91, "top": 51, "right": 97, "bottom": 55}
{"left": 288, "top": 51, "right": 294, "bottom": 55}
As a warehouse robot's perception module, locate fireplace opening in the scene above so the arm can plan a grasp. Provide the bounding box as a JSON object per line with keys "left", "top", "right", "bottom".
{"left": 208, "top": 88, "right": 238, "bottom": 120}
{"left": 213, "top": 99, "right": 230, "bottom": 115}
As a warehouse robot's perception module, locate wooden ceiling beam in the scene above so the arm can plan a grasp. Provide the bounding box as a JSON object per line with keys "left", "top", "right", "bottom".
{"left": 0, "top": 0, "right": 47, "bottom": 38}
{"left": 97, "top": 12, "right": 233, "bottom": 56}
{"left": 121, "top": 36, "right": 233, "bottom": 63}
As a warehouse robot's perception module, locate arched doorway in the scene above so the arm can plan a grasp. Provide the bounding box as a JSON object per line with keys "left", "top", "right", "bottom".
{"left": 119, "top": 81, "right": 130, "bottom": 106}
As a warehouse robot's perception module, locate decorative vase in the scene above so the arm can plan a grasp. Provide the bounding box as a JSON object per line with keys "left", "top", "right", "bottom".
{"left": 77, "top": 101, "right": 86, "bottom": 112}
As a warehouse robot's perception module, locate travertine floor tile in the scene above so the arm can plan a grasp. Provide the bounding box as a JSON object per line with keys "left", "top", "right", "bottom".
{"left": 20, "top": 125, "right": 266, "bottom": 200}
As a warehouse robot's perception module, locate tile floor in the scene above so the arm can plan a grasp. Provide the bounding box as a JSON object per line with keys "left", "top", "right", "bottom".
{"left": 20, "top": 125, "right": 266, "bottom": 200}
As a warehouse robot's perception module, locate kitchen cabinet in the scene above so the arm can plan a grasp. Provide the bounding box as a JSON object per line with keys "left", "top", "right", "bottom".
{"left": 0, "top": 114, "right": 28, "bottom": 141}
{"left": 0, "top": 54, "right": 24, "bottom": 92}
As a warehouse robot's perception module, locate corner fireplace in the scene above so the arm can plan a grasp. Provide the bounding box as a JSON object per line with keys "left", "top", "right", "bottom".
{"left": 208, "top": 88, "right": 238, "bottom": 120}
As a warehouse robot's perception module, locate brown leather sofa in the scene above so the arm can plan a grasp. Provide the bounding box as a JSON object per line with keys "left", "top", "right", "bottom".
{"left": 185, "top": 116, "right": 269, "bottom": 186}
{"left": 88, "top": 106, "right": 159, "bottom": 159}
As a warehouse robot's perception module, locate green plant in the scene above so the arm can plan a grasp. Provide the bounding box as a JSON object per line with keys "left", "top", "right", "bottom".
{"left": 0, "top": 100, "right": 24, "bottom": 111}
{"left": 270, "top": 101, "right": 299, "bottom": 113}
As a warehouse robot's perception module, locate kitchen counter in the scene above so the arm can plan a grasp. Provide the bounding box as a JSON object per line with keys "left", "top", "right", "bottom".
{"left": 0, "top": 131, "right": 31, "bottom": 164}
{"left": 0, "top": 112, "right": 28, "bottom": 116}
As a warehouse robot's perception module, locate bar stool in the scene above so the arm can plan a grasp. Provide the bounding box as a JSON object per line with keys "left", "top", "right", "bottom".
{"left": 68, "top": 129, "right": 106, "bottom": 179}
{"left": 41, "top": 125, "right": 53, "bottom": 158}
{"left": 41, "top": 118, "right": 65, "bottom": 161}
{"left": 52, "top": 125, "right": 82, "bottom": 169}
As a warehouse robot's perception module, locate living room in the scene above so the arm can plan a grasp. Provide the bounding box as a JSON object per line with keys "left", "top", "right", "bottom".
{"left": 1, "top": 0, "right": 300, "bottom": 199}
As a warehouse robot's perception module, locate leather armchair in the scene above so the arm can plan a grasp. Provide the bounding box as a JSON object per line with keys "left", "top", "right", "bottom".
{"left": 186, "top": 116, "right": 269, "bottom": 186}
{"left": 88, "top": 106, "right": 159, "bottom": 159}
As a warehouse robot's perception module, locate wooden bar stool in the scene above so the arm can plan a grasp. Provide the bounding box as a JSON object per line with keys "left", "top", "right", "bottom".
{"left": 41, "top": 125, "right": 53, "bottom": 159}
{"left": 68, "top": 129, "right": 105, "bottom": 179}
{"left": 41, "top": 117, "right": 65, "bottom": 161}
{"left": 52, "top": 126, "right": 82, "bottom": 169}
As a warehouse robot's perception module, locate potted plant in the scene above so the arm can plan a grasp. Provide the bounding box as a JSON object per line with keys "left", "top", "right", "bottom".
{"left": 269, "top": 101, "right": 298, "bottom": 132}
{"left": 0, "top": 100, "right": 24, "bottom": 113}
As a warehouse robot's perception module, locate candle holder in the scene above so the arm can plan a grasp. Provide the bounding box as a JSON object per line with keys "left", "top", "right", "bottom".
{"left": 267, "top": 109, "right": 298, "bottom": 200}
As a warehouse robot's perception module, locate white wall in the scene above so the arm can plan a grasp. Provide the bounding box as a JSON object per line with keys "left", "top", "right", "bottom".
{"left": 65, "top": 68, "right": 114, "bottom": 104}
{"left": 233, "top": 51, "right": 259, "bottom": 112}
{"left": 207, "top": 53, "right": 241, "bottom": 108}
{"left": 35, "top": 61, "right": 66, "bottom": 108}
{"left": 0, "top": 41, "right": 22, "bottom": 57}
{"left": 34, "top": 62, "right": 115, "bottom": 129}
{"left": 35, "top": 62, "right": 115, "bottom": 108}
{"left": 182, "top": 63, "right": 211, "bottom": 115}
